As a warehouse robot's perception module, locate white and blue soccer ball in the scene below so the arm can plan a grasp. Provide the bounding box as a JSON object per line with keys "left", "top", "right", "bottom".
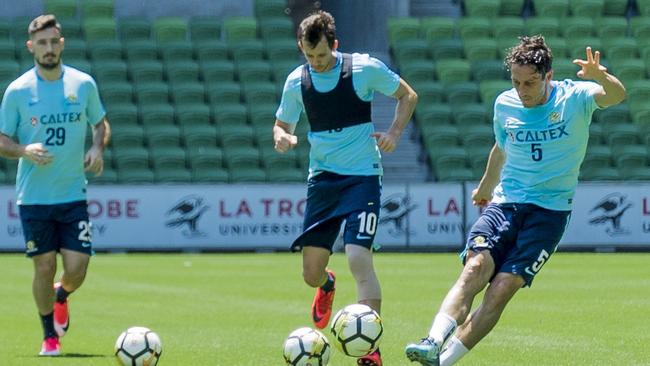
{"left": 330, "top": 303, "right": 383, "bottom": 357}
{"left": 283, "top": 327, "right": 331, "bottom": 366}
{"left": 114, "top": 326, "right": 162, "bottom": 366}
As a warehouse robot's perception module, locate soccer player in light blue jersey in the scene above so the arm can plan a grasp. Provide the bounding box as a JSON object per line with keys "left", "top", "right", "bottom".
{"left": 406, "top": 36, "right": 626, "bottom": 366}
{"left": 0, "top": 15, "right": 110, "bottom": 356}
{"left": 273, "top": 10, "right": 417, "bottom": 366}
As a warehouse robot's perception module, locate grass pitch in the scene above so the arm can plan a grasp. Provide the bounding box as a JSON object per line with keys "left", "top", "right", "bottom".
{"left": 1, "top": 252, "right": 649, "bottom": 365}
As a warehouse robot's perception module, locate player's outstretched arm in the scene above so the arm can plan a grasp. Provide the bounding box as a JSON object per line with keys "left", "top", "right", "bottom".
{"left": 371, "top": 78, "right": 418, "bottom": 153}
{"left": 573, "top": 47, "right": 626, "bottom": 108}
{"left": 472, "top": 143, "right": 505, "bottom": 207}
{"left": 85, "top": 118, "right": 110, "bottom": 176}
{"left": 273, "top": 119, "right": 298, "bottom": 153}
{"left": 0, "top": 133, "right": 53, "bottom": 165}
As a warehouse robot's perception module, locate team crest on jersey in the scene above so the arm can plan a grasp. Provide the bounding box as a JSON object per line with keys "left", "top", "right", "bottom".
{"left": 30, "top": 117, "right": 38, "bottom": 126}
{"left": 26, "top": 240, "right": 37, "bottom": 253}
{"left": 549, "top": 111, "right": 560, "bottom": 123}
{"left": 66, "top": 94, "right": 78, "bottom": 104}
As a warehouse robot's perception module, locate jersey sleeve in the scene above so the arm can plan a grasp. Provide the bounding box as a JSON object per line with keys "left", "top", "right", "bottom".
{"left": 0, "top": 87, "right": 20, "bottom": 137}
{"left": 85, "top": 78, "right": 106, "bottom": 125}
{"left": 275, "top": 67, "right": 304, "bottom": 124}
{"left": 361, "top": 55, "right": 400, "bottom": 97}
{"left": 573, "top": 80, "right": 601, "bottom": 121}
{"left": 493, "top": 97, "right": 508, "bottom": 149}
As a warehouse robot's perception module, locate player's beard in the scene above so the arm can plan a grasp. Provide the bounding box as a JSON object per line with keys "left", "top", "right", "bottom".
{"left": 36, "top": 54, "right": 61, "bottom": 70}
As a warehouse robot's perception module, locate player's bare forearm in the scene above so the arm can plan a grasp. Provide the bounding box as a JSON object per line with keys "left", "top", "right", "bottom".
{"left": 0, "top": 133, "right": 25, "bottom": 159}
{"left": 273, "top": 120, "right": 298, "bottom": 153}
{"left": 92, "top": 118, "right": 110, "bottom": 150}
{"left": 387, "top": 79, "right": 418, "bottom": 139}
{"left": 592, "top": 72, "right": 626, "bottom": 108}
{"left": 478, "top": 143, "right": 505, "bottom": 193}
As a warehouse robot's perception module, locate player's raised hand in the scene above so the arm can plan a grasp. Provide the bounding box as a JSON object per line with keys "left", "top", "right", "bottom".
{"left": 23, "top": 142, "right": 53, "bottom": 165}
{"left": 274, "top": 133, "right": 298, "bottom": 153}
{"left": 471, "top": 187, "right": 492, "bottom": 208}
{"left": 370, "top": 132, "right": 398, "bottom": 153}
{"left": 84, "top": 145, "right": 104, "bottom": 176}
{"left": 572, "top": 47, "right": 607, "bottom": 80}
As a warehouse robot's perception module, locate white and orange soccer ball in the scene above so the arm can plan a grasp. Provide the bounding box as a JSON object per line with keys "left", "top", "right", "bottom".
{"left": 283, "top": 327, "right": 331, "bottom": 366}
{"left": 330, "top": 304, "right": 383, "bottom": 357}
{"left": 114, "top": 326, "right": 162, "bottom": 366}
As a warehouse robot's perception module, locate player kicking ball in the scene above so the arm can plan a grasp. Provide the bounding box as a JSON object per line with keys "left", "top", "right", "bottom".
{"left": 405, "top": 36, "right": 625, "bottom": 365}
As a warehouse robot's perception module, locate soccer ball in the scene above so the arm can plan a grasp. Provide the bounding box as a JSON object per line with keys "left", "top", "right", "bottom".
{"left": 114, "top": 326, "right": 162, "bottom": 366}
{"left": 330, "top": 304, "right": 383, "bottom": 357}
{"left": 283, "top": 327, "right": 331, "bottom": 366}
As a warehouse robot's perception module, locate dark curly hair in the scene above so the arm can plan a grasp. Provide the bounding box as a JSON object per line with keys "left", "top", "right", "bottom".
{"left": 504, "top": 35, "right": 553, "bottom": 76}
{"left": 297, "top": 10, "right": 336, "bottom": 49}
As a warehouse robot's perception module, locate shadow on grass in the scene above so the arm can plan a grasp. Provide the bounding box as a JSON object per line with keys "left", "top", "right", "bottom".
{"left": 20, "top": 353, "right": 110, "bottom": 358}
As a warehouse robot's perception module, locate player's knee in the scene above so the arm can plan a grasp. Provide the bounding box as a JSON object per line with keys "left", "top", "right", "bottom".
{"left": 302, "top": 268, "right": 323, "bottom": 288}
{"left": 34, "top": 259, "right": 56, "bottom": 278}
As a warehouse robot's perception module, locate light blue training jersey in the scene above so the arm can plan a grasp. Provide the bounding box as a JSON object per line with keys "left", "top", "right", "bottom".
{"left": 0, "top": 65, "right": 106, "bottom": 205}
{"left": 276, "top": 52, "right": 400, "bottom": 177}
{"left": 492, "top": 79, "right": 601, "bottom": 211}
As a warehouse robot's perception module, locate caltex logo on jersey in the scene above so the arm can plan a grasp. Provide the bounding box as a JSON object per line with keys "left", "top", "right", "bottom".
{"left": 66, "top": 94, "right": 77, "bottom": 103}
{"left": 31, "top": 117, "right": 37, "bottom": 126}
{"left": 550, "top": 111, "right": 560, "bottom": 123}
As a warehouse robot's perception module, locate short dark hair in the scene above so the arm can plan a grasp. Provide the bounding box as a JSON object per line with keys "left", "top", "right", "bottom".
{"left": 28, "top": 14, "right": 61, "bottom": 36}
{"left": 504, "top": 35, "right": 553, "bottom": 76}
{"left": 297, "top": 10, "right": 336, "bottom": 49}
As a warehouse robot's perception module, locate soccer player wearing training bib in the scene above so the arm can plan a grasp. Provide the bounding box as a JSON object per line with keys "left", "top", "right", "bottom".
{"left": 0, "top": 15, "right": 110, "bottom": 356}
{"left": 273, "top": 10, "right": 417, "bottom": 366}
{"left": 405, "top": 36, "right": 625, "bottom": 366}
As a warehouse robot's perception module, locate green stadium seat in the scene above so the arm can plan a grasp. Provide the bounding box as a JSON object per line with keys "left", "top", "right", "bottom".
{"left": 81, "top": 0, "right": 114, "bottom": 18}
{"left": 260, "top": 146, "right": 297, "bottom": 169}
{"left": 618, "top": 166, "right": 650, "bottom": 180}
{"left": 135, "top": 82, "right": 169, "bottom": 104}
{"left": 171, "top": 83, "right": 206, "bottom": 106}
{"left": 106, "top": 102, "right": 138, "bottom": 127}
{"left": 202, "top": 60, "right": 236, "bottom": 84}
{"left": 254, "top": 126, "right": 274, "bottom": 148}
{"left": 400, "top": 60, "right": 435, "bottom": 83}
{"left": 119, "top": 17, "right": 151, "bottom": 40}
{"left": 159, "top": 41, "right": 194, "bottom": 62}
{"left": 526, "top": 17, "right": 561, "bottom": 37}
{"left": 219, "top": 124, "right": 255, "bottom": 148}
{"left": 452, "top": 103, "right": 490, "bottom": 126}
{"left": 184, "top": 129, "right": 219, "bottom": 158}
{"left": 500, "top": 0, "right": 526, "bottom": 16}
{"left": 230, "top": 39, "right": 265, "bottom": 63}
{"left": 153, "top": 17, "right": 188, "bottom": 42}
{"left": 213, "top": 103, "right": 247, "bottom": 126}
{"left": 613, "top": 144, "right": 648, "bottom": 168}
{"left": 611, "top": 59, "right": 646, "bottom": 84}
{"left": 67, "top": 59, "right": 92, "bottom": 74}
{"left": 189, "top": 16, "right": 220, "bottom": 41}
{"left": 469, "top": 154, "right": 488, "bottom": 178}
{"left": 387, "top": 17, "right": 420, "bottom": 45}
{"left": 566, "top": 37, "right": 602, "bottom": 59}
{"left": 88, "top": 40, "right": 122, "bottom": 62}
{"left": 206, "top": 81, "right": 241, "bottom": 105}
{"left": 446, "top": 81, "right": 480, "bottom": 105}
{"left": 412, "top": 81, "right": 445, "bottom": 104}
{"left": 561, "top": 17, "right": 594, "bottom": 40}
{"left": 192, "top": 167, "right": 229, "bottom": 182}
{"left": 229, "top": 167, "right": 267, "bottom": 182}
{"left": 631, "top": 17, "right": 650, "bottom": 39}
{"left": 430, "top": 38, "right": 464, "bottom": 60}
{"left": 83, "top": 18, "right": 117, "bottom": 40}
{"left": 0, "top": 39, "right": 16, "bottom": 61}
{"left": 188, "top": 145, "right": 222, "bottom": 169}
{"left": 493, "top": 17, "right": 525, "bottom": 39}
{"left": 88, "top": 168, "right": 117, "bottom": 184}
{"left": 570, "top": 0, "right": 604, "bottom": 18}
{"left": 458, "top": 17, "right": 492, "bottom": 40}
{"left": 435, "top": 59, "right": 471, "bottom": 83}
{"left": 177, "top": 104, "right": 212, "bottom": 127}
{"left": 0, "top": 60, "right": 20, "bottom": 82}
{"left": 625, "top": 80, "right": 650, "bottom": 106}
{"left": 243, "top": 82, "right": 277, "bottom": 105}
{"left": 543, "top": 37, "right": 568, "bottom": 58}
{"left": 100, "top": 81, "right": 133, "bottom": 106}
{"left": 594, "top": 103, "right": 631, "bottom": 124}
{"left": 150, "top": 145, "right": 187, "bottom": 169}
{"left": 588, "top": 123, "right": 603, "bottom": 145}
{"left": 113, "top": 146, "right": 150, "bottom": 170}
{"left": 146, "top": 125, "right": 182, "bottom": 147}
{"left": 464, "top": 0, "right": 500, "bottom": 17}
{"left": 265, "top": 39, "right": 300, "bottom": 63}
{"left": 237, "top": 60, "right": 271, "bottom": 83}
{"left": 420, "top": 17, "right": 455, "bottom": 41}
{"left": 45, "top": 0, "right": 78, "bottom": 18}
{"left": 224, "top": 145, "right": 260, "bottom": 168}
{"left": 57, "top": 18, "right": 82, "bottom": 39}
{"left": 639, "top": 0, "right": 650, "bottom": 16}
{"left": 266, "top": 167, "right": 304, "bottom": 182}
{"left": 118, "top": 168, "right": 155, "bottom": 183}
{"left": 463, "top": 38, "right": 498, "bottom": 62}
{"left": 553, "top": 58, "right": 579, "bottom": 80}
{"left": 533, "top": 0, "right": 570, "bottom": 17}
{"left": 130, "top": 61, "right": 164, "bottom": 83}
{"left": 125, "top": 40, "right": 158, "bottom": 62}
{"left": 154, "top": 167, "right": 192, "bottom": 183}
{"left": 415, "top": 104, "right": 452, "bottom": 125}
{"left": 195, "top": 40, "right": 229, "bottom": 63}
{"left": 579, "top": 166, "right": 619, "bottom": 180}
{"left": 392, "top": 39, "right": 430, "bottom": 65}
{"left": 461, "top": 124, "right": 494, "bottom": 146}
{"left": 93, "top": 60, "right": 128, "bottom": 83}
{"left": 479, "top": 80, "right": 512, "bottom": 105}
{"left": 111, "top": 124, "right": 145, "bottom": 149}
{"left": 584, "top": 144, "right": 612, "bottom": 167}
{"left": 223, "top": 17, "right": 258, "bottom": 41}
{"left": 166, "top": 60, "right": 200, "bottom": 84}
{"left": 595, "top": 17, "right": 629, "bottom": 41}
{"left": 603, "top": 38, "right": 639, "bottom": 64}
{"left": 255, "top": 0, "right": 288, "bottom": 18}
{"left": 139, "top": 103, "right": 175, "bottom": 126}
{"left": 271, "top": 59, "right": 299, "bottom": 84}
{"left": 422, "top": 124, "right": 459, "bottom": 148}
{"left": 604, "top": 123, "right": 640, "bottom": 146}
{"left": 471, "top": 59, "right": 507, "bottom": 81}
{"left": 259, "top": 17, "right": 294, "bottom": 40}
{"left": 0, "top": 19, "right": 9, "bottom": 39}
{"left": 603, "top": 0, "right": 629, "bottom": 15}
{"left": 496, "top": 36, "right": 519, "bottom": 59}
{"left": 62, "top": 39, "right": 87, "bottom": 60}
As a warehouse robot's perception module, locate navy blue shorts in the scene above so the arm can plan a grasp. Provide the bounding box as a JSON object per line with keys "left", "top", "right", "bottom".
{"left": 462, "top": 203, "right": 571, "bottom": 287}
{"left": 19, "top": 200, "right": 93, "bottom": 257}
{"left": 292, "top": 172, "right": 382, "bottom": 252}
